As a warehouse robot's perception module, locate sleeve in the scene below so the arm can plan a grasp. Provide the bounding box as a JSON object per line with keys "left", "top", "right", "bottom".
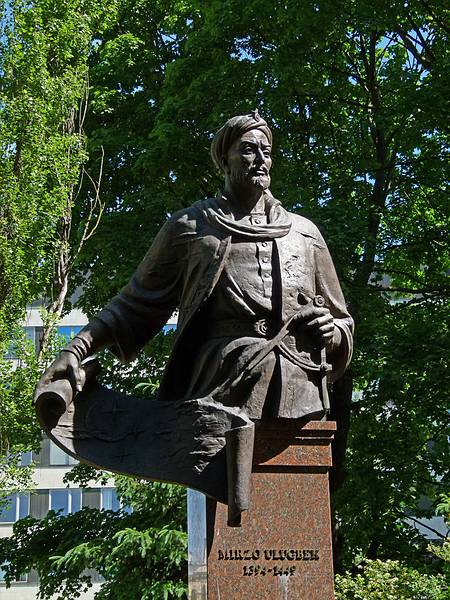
{"left": 94, "top": 217, "right": 182, "bottom": 362}
{"left": 313, "top": 231, "right": 354, "bottom": 382}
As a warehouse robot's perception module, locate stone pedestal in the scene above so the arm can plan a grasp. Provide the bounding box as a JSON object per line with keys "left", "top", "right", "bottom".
{"left": 205, "top": 420, "right": 336, "bottom": 600}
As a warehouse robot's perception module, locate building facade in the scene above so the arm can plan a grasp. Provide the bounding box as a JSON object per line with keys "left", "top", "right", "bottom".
{"left": 1, "top": 302, "right": 168, "bottom": 598}
{"left": 0, "top": 437, "right": 119, "bottom": 599}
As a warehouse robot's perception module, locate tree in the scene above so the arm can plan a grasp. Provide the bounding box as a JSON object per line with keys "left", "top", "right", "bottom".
{"left": 0, "top": 0, "right": 113, "bottom": 492}
{"left": 0, "top": 4, "right": 188, "bottom": 597}
{"left": 0, "top": 332, "right": 189, "bottom": 600}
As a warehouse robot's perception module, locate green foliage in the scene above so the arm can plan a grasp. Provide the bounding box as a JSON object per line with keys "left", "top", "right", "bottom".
{"left": 429, "top": 541, "right": 450, "bottom": 569}
{"left": 97, "top": 331, "right": 175, "bottom": 397}
{"left": 0, "top": 0, "right": 116, "bottom": 478}
{"left": 335, "top": 300, "right": 449, "bottom": 563}
{"left": 0, "top": 324, "right": 86, "bottom": 505}
{"left": 335, "top": 559, "right": 448, "bottom": 600}
{"left": 429, "top": 494, "right": 450, "bottom": 570}
{"left": 0, "top": 327, "right": 42, "bottom": 504}
{"left": 0, "top": 328, "right": 41, "bottom": 454}
{"left": 0, "top": 329, "right": 186, "bottom": 599}
{"left": 0, "top": 481, "right": 187, "bottom": 599}
{"left": 0, "top": 0, "right": 92, "bottom": 341}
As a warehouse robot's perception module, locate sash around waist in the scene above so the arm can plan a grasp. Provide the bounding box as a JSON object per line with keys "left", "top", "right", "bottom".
{"left": 208, "top": 317, "right": 279, "bottom": 339}
{"left": 206, "top": 319, "right": 322, "bottom": 373}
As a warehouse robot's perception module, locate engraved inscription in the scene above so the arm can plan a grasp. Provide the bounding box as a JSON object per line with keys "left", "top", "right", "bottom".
{"left": 218, "top": 549, "right": 261, "bottom": 561}
{"left": 243, "top": 565, "right": 297, "bottom": 577}
{"left": 217, "top": 548, "right": 320, "bottom": 576}
{"left": 218, "top": 549, "right": 320, "bottom": 561}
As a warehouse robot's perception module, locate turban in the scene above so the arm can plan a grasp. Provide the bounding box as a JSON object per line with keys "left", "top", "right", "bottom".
{"left": 210, "top": 110, "right": 273, "bottom": 172}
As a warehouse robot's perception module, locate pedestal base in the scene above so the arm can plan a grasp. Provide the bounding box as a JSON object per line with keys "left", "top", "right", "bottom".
{"left": 206, "top": 421, "right": 336, "bottom": 600}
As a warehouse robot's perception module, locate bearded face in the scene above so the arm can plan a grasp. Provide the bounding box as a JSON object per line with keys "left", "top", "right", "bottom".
{"left": 225, "top": 129, "right": 272, "bottom": 192}
{"left": 229, "top": 162, "right": 271, "bottom": 190}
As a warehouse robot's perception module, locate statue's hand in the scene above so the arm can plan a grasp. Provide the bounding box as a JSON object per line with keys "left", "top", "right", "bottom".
{"left": 294, "top": 305, "right": 335, "bottom": 349}
{"left": 34, "top": 351, "right": 85, "bottom": 402}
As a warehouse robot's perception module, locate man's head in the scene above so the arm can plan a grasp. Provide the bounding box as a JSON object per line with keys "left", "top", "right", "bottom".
{"left": 211, "top": 111, "right": 273, "bottom": 193}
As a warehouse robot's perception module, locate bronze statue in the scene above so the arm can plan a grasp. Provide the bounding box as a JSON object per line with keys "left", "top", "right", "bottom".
{"left": 35, "top": 111, "right": 353, "bottom": 525}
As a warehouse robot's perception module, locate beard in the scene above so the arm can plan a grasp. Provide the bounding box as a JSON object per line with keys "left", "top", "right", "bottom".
{"left": 229, "top": 165, "right": 271, "bottom": 191}
{"left": 248, "top": 173, "right": 271, "bottom": 189}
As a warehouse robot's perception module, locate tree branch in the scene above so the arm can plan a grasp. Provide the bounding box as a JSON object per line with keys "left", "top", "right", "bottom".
{"left": 368, "top": 284, "right": 448, "bottom": 295}
{"left": 395, "top": 28, "right": 433, "bottom": 71}
{"left": 404, "top": 514, "right": 447, "bottom": 539}
{"left": 70, "top": 146, "right": 105, "bottom": 267}
{"left": 419, "top": 0, "right": 450, "bottom": 34}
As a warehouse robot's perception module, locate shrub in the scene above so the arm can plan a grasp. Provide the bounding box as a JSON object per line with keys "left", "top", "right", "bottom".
{"left": 335, "top": 559, "right": 448, "bottom": 600}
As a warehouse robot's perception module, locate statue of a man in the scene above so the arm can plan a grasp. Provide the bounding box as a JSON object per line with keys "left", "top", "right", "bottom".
{"left": 36, "top": 112, "right": 353, "bottom": 522}
{"left": 38, "top": 111, "right": 353, "bottom": 419}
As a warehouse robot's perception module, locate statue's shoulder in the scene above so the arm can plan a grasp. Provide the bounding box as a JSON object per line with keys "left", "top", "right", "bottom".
{"left": 289, "top": 212, "right": 323, "bottom": 241}
{"left": 168, "top": 198, "right": 215, "bottom": 237}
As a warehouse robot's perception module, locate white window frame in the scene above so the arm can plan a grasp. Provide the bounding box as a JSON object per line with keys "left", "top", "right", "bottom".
{"left": 49, "top": 489, "right": 82, "bottom": 515}
{"left": 0, "top": 493, "right": 30, "bottom": 524}
{"left": 100, "top": 488, "right": 132, "bottom": 513}
{"left": 49, "top": 441, "right": 78, "bottom": 466}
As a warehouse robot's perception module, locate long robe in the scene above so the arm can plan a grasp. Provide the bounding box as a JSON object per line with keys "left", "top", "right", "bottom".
{"left": 94, "top": 193, "right": 354, "bottom": 418}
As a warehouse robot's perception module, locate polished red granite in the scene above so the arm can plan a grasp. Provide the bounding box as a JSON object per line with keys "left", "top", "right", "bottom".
{"left": 206, "top": 420, "right": 336, "bottom": 600}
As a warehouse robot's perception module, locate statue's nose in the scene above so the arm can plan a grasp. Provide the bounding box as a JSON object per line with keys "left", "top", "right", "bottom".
{"left": 255, "top": 147, "right": 264, "bottom": 164}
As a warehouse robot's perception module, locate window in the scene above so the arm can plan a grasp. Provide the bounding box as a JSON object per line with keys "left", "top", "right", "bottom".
{"left": 5, "top": 327, "right": 35, "bottom": 359}
{"left": 82, "top": 489, "right": 100, "bottom": 509}
{"left": 101, "top": 488, "right": 121, "bottom": 512}
{"left": 0, "top": 494, "right": 30, "bottom": 523}
{"left": 34, "top": 327, "right": 44, "bottom": 354}
{"left": 49, "top": 441, "right": 78, "bottom": 466}
{"left": 30, "top": 490, "right": 49, "bottom": 519}
{"left": 57, "top": 326, "right": 82, "bottom": 343}
{"left": 20, "top": 451, "right": 33, "bottom": 466}
{"left": 0, "top": 564, "right": 27, "bottom": 583}
{"left": 24, "top": 327, "right": 35, "bottom": 346}
{"left": 4, "top": 340, "right": 17, "bottom": 359}
{"left": 101, "top": 489, "right": 132, "bottom": 513}
{"left": 49, "top": 489, "right": 82, "bottom": 516}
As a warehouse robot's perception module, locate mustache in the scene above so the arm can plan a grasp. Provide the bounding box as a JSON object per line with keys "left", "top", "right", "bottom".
{"left": 231, "top": 167, "right": 269, "bottom": 178}
{"left": 232, "top": 171, "right": 270, "bottom": 183}
{"left": 229, "top": 165, "right": 271, "bottom": 189}
{"left": 248, "top": 166, "right": 269, "bottom": 176}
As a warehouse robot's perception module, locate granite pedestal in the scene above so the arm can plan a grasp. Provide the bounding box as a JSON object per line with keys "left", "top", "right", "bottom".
{"left": 204, "top": 420, "right": 336, "bottom": 600}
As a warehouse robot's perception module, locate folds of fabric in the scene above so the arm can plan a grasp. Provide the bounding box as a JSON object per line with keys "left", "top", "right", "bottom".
{"left": 35, "top": 360, "right": 255, "bottom": 527}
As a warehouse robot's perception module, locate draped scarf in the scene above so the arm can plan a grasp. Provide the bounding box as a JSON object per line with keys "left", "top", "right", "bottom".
{"left": 202, "top": 191, "right": 291, "bottom": 240}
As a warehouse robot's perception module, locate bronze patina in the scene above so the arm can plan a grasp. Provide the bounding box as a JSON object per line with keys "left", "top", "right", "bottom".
{"left": 35, "top": 111, "right": 353, "bottom": 525}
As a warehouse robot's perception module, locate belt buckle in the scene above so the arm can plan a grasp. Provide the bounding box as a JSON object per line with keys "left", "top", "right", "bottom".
{"left": 255, "top": 319, "right": 268, "bottom": 336}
